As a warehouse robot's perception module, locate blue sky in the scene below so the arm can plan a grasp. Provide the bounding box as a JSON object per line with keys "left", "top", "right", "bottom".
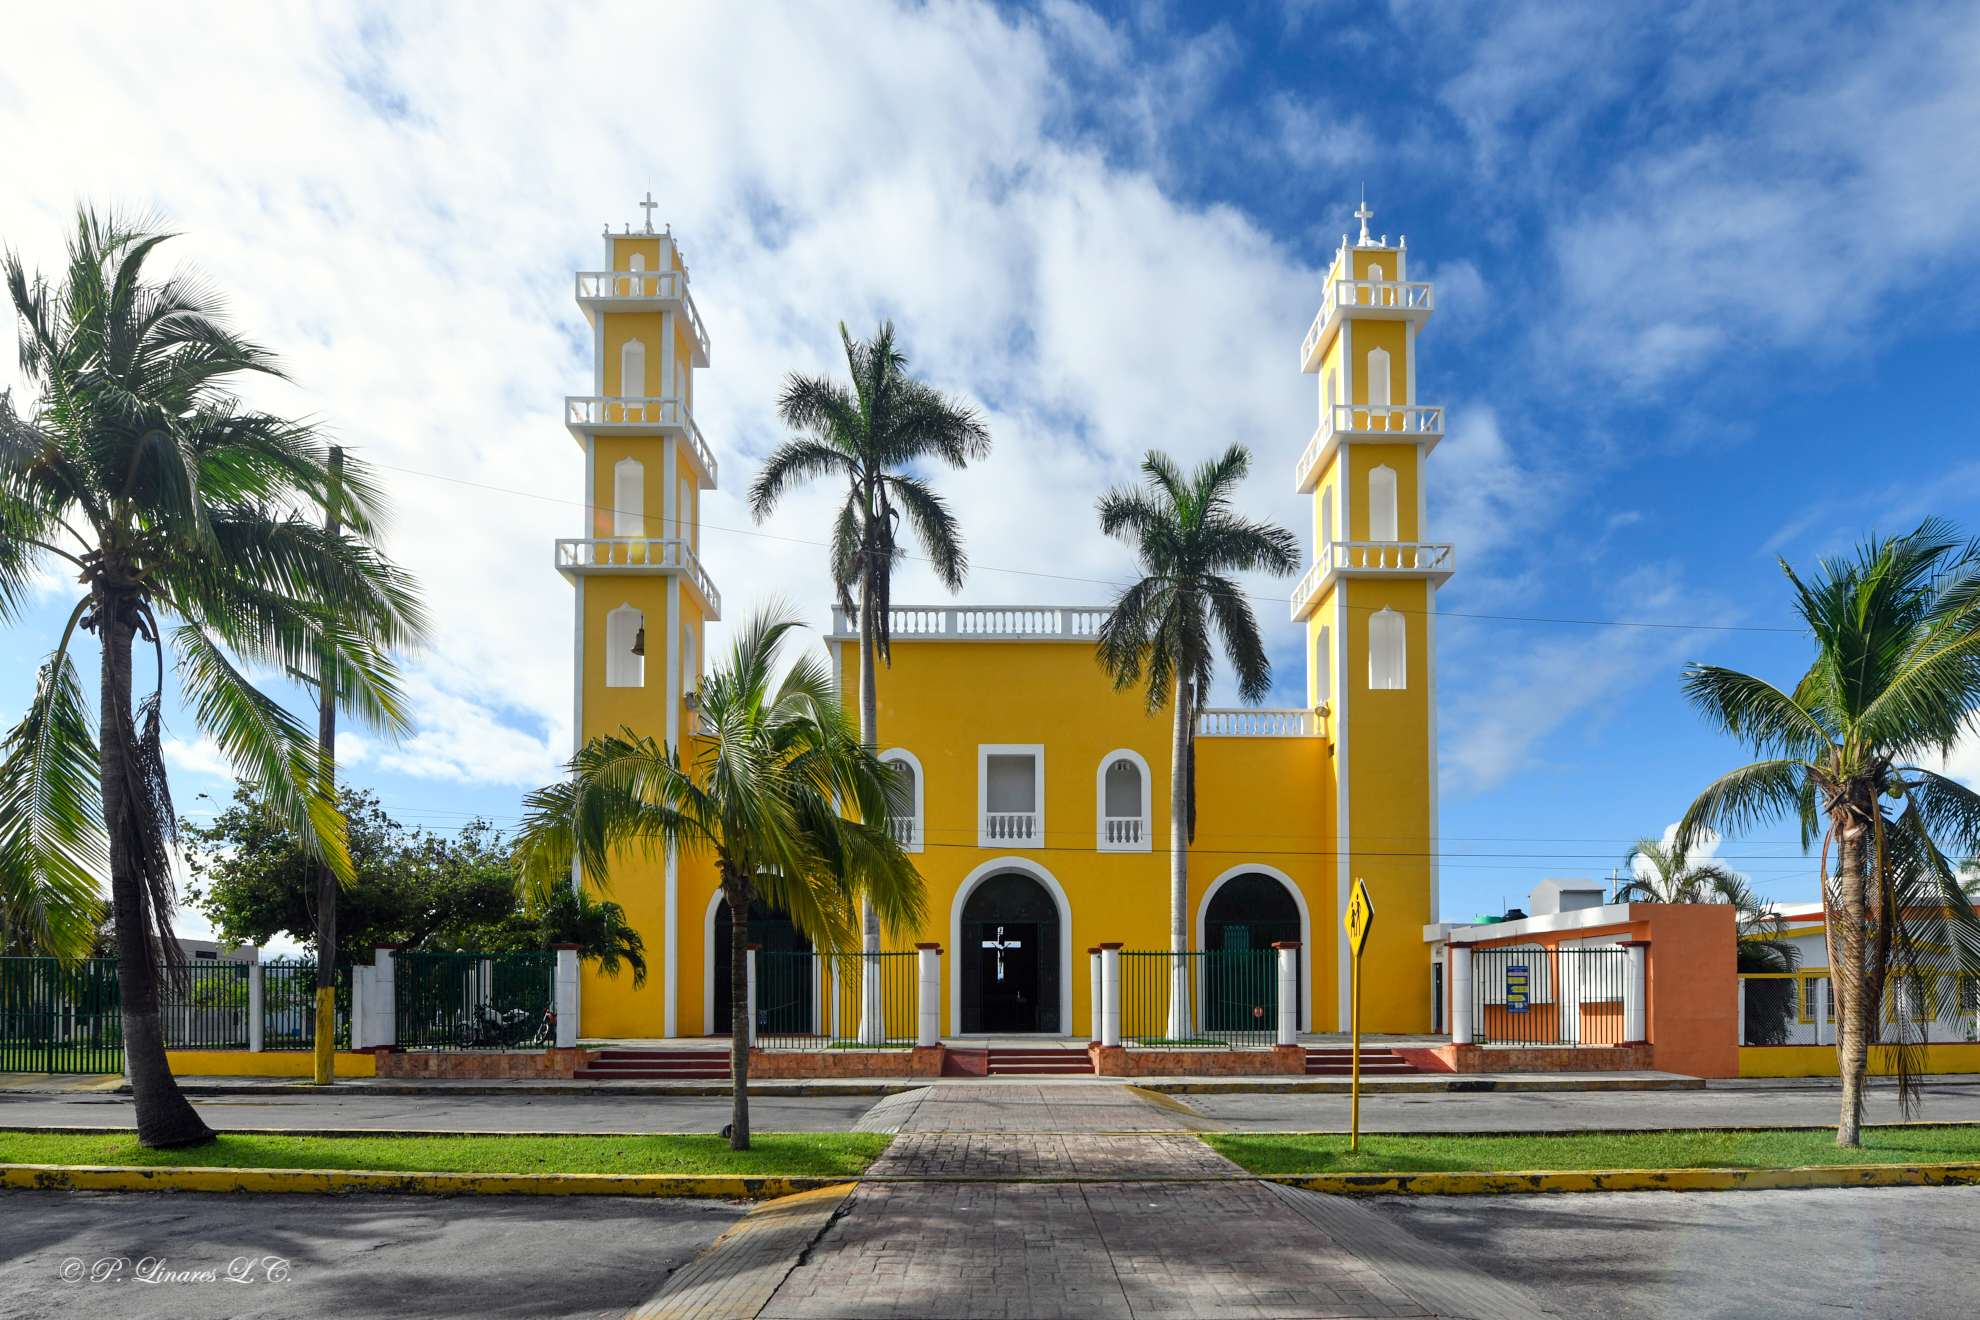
{"left": 4, "top": 1, "right": 1979, "bottom": 942}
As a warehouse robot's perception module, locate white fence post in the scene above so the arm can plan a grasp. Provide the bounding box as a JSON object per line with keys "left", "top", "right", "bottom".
{"left": 1275, "top": 942, "right": 1301, "bottom": 1046}
{"left": 1737, "top": 975, "right": 1747, "bottom": 1048}
{"left": 1621, "top": 941, "right": 1649, "bottom": 1044}
{"left": 351, "top": 965, "right": 371, "bottom": 1050}
{"left": 745, "top": 945, "right": 759, "bottom": 1047}
{"left": 1100, "top": 944, "right": 1122, "bottom": 1048}
{"left": 373, "top": 947, "right": 398, "bottom": 1049}
{"left": 916, "top": 943, "right": 941, "bottom": 1048}
{"left": 1449, "top": 943, "right": 1473, "bottom": 1044}
{"left": 1089, "top": 948, "right": 1102, "bottom": 1041}
{"left": 553, "top": 944, "right": 580, "bottom": 1049}
{"left": 248, "top": 961, "right": 265, "bottom": 1053}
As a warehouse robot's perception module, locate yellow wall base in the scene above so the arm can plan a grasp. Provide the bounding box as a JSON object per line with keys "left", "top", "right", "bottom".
{"left": 165, "top": 1051, "right": 377, "bottom": 1078}
{"left": 1739, "top": 1043, "right": 1980, "bottom": 1078}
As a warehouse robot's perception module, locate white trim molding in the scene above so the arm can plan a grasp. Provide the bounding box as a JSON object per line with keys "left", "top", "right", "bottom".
{"left": 1197, "top": 864, "right": 1312, "bottom": 1033}
{"left": 978, "top": 743, "right": 1044, "bottom": 848}
{"left": 879, "top": 748, "right": 926, "bottom": 854}
{"left": 947, "top": 857, "right": 1073, "bottom": 1038}
{"left": 1094, "top": 748, "right": 1152, "bottom": 852}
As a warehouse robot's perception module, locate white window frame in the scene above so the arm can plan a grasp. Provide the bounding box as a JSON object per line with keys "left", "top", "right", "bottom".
{"left": 879, "top": 748, "right": 925, "bottom": 854}
{"left": 1095, "top": 748, "right": 1151, "bottom": 853}
{"left": 613, "top": 458, "right": 644, "bottom": 537}
{"left": 1368, "top": 464, "right": 1398, "bottom": 542}
{"left": 978, "top": 744, "right": 1044, "bottom": 849}
{"left": 605, "top": 602, "right": 644, "bottom": 688}
{"left": 1369, "top": 605, "right": 1407, "bottom": 690}
{"left": 621, "top": 338, "right": 646, "bottom": 399}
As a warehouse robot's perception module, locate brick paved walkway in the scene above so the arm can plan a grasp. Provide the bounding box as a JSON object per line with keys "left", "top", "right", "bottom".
{"left": 866, "top": 1132, "right": 1244, "bottom": 1180}
{"left": 890, "top": 1082, "right": 1195, "bottom": 1133}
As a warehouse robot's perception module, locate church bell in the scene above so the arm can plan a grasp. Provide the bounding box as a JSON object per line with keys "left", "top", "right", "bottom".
{"left": 631, "top": 626, "right": 645, "bottom": 657}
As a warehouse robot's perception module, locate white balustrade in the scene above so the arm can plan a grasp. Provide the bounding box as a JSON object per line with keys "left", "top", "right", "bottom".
{"left": 554, "top": 537, "right": 722, "bottom": 616}
{"left": 983, "top": 812, "right": 1039, "bottom": 842}
{"left": 573, "top": 269, "right": 710, "bottom": 364}
{"left": 562, "top": 395, "right": 718, "bottom": 484}
{"left": 1290, "top": 541, "right": 1456, "bottom": 621}
{"left": 830, "top": 604, "right": 1111, "bottom": 640}
{"left": 1300, "top": 279, "right": 1436, "bottom": 367}
{"left": 1103, "top": 816, "right": 1144, "bottom": 844}
{"left": 887, "top": 816, "right": 918, "bottom": 847}
{"left": 1294, "top": 405, "right": 1444, "bottom": 492}
{"left": 1194, "top": 708, "right": 1316, "bottom": 737}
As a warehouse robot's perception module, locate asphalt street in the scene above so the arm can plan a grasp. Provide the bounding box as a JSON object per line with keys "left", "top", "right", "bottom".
{"left": 0, "top": 1190, "right": 745, "bottom": 1320}
{"left": 7, "top": 1078, "right": 1979, "bottom": 1135}
{"left": 1375, "top": 1184, "right": 1980, "bottom": 1320}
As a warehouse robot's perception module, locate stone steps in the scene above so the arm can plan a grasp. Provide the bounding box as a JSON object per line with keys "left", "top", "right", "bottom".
{"left": 575, "top": 1048, "right": 732, "bottom": 1080}
{"left": 1303, "top": 1047, "right": 1419, "bottom": 1076}
{"left": 984, "top": 1049, "right": 1095, "bottom": 1076}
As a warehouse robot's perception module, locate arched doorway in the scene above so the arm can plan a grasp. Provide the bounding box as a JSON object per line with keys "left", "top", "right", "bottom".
{"left": 712, "top": 900, "right": 813, "bottom": 1037}
{"left": 960, "top": 872, "right": 1060, "bottom": 1033}
{"left": 1204, "top": 873, "right": 1303, "bottom": 1031}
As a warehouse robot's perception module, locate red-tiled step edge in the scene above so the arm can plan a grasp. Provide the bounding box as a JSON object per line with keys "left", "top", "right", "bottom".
{"left": 984, "top": 1049, "right": 1095, "bottom": 1076}
{"left": 1303, "top": 1047, "right": 1420, "bottom": 1076}
{"left": 574, "top": 1049, "right": 732, "bottom": 1080}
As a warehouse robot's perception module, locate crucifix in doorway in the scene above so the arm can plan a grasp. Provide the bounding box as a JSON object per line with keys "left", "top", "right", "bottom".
{"left": 982, "top": 925, "right": 1021, "bottom": 981}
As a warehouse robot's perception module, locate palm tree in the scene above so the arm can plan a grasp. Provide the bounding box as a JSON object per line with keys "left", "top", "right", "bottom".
{"left": 515, "top": 610, "right": 925, "bottom": 1150}
{"left": 530, "top": 883, "right": 648, "bottom": 988}
{"left": 0, "top": 209, "right": 425, "bottom": 1147}
{"left": 1678, "top": 520, "right": 1980, "bottom": 1145}
{"left": 1618, "top": 835, "right": 1801, "bottom": 963}
{"left": 1094, "top": 446, "right": 1300, "bottom": 1038}
{"left": 747, "top": 321, "right": 987, "bottom": 1041}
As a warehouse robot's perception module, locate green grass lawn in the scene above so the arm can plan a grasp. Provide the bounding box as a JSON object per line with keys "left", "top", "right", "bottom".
{"left": 1206, "top": 1126, "right": 1980, "bottom": 1176}
{"left": 0, "top": 1130, "right": 891, "bottom": 1178}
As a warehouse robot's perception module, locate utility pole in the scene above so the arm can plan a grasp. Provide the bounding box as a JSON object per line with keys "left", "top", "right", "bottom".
{"left": 312, "top": 446, "right": 344, "bottom": 1087}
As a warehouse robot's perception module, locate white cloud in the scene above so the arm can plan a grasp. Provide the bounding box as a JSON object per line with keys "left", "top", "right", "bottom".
{"left": 162, "top": 736, "right": 231, "bottom": 782}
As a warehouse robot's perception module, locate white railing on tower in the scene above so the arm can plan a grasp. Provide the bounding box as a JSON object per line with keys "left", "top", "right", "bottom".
{"left": 1194, "top": 708, "right": 1318, "bottom": 737}
{"left": 562, "top": 396, "right": 718, "bottom": 484}
{"left": 1294, "top": 404, "right": 1444, "bottom": 492}
{"left": 1289, "top": 541, "right": 1455, "bottom": 619}
{"left": 828, "top": 604, "right": 1110, "bottom": 640}
{"left": 553, "top": 537, "right": 722, "bottom": 615}
{"left": 1300, "top": 279, "right": 1436, "bottom": 366}
{"left": 573, "top": 269, "right": 710, "bottom": 364}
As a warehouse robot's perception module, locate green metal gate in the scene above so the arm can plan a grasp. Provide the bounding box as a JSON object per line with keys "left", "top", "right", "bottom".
{"left": 0, "top": 957, "right": 122, "bottom": 1074}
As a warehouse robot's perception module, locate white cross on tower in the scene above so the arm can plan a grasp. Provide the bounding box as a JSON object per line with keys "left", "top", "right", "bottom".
{"left": 981, "top": 925, "right": 1021, "bottom": 981}
{"left": 1355, "top": 187, "right": 1375, "bottom": 247}
{"left": 638, "top": 191, "right": 659, "bottom": 234}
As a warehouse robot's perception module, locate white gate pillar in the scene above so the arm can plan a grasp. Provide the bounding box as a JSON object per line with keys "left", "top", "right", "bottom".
{"left": 1099, "top": 943, "right": 1122, "bottom": 1048}
{"left": 916, "top": 943, "right": 941, "bottom": 1048}
{"left": 372, "top": 946, "right": 399, "bottom": 1049}
{"left": 1088, "top": 948, "right": 1102, "bottom": 1041}
{"left": 1449, "top": 943, "right": 1474, "bottom": 1045}
{"left": 1274, "top": 942, "right": 1301, "bottom": 1046}
{"left": 552, "top": 944, "right": 581, "bottom": 1049}
{"left": 248, "top": 961, "right": 265, "bottom": 1053}
{"left": 745, "top": 944, "right": 760, "bottom": 1047}
{"left": 1621, "top": 940, "right": 1649, "bottom": 1044}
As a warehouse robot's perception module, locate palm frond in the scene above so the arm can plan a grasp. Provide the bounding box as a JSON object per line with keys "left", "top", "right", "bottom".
{"left": 0, "top": 652, "right": 108, "bottom": 959}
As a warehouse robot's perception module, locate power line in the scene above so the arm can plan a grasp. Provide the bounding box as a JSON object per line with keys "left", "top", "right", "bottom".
{"left": 373, "top": 460, "right": 1804, "bottom": 635}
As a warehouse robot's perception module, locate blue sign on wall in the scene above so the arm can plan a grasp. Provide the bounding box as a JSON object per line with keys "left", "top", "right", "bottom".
{"left": 1506, "top": 965, "right": 1530, "bottom": 1013}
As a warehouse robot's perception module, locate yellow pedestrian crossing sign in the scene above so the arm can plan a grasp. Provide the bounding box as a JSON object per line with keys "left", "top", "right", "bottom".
{"left": 1344, "top": 879, "right": 1374, "bottom": 957}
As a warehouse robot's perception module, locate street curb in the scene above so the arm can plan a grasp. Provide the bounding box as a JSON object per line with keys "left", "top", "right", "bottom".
{"left": 627, "top": 1183, "right": 855, "bottom": 1318}
{"left": 107, "top": 1081, "right": 931, "bottom": 1098}
{"left": 0, "top": 1163, "right": 846, "bottom": 1199}
{"left": 1264, "top": 1162, "right": 1980, "bottom": 1196}
{"left": 1139, "top": 1076, "right": 1706, "bottom": 1094}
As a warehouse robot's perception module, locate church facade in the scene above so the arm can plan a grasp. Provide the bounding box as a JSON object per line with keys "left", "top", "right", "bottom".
{"left": 557, "top": 200, "right": 1451, "bottom": 1040}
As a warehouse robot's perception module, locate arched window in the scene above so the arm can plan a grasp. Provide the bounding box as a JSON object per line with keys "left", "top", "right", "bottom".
{"left": 1368, "top": 465, "right": 1398, "bottom": 542}
{"left": 678, "top": 477, "right": 693, "bottom": 545}
{"left": 1320, "top": 485, "right": 1334, "bottom": 551}
{"left": 1096, "top": 749, "right": 1150, "bottom": 852}
{"left": 606, "top": 603, "right": 645, "bottom": 688}
{"left": 613, "top": 458, "right": 644, "bottom": 538}
{"left": 1314, "top": 626, "right": 1331, "bottom": 705}
{"left": 880, "top": 750, "right": 924, "bottom": 853}
{"left": 675, "top": 361, "right": 687, "bottom": 403}
{"left": 620, "top": 338, "right": 646, "bottom": 398}
{"left": 1365, "top": 346, "right": 1392, "bottom": 408}
{"left": 1369, "top": 606, "right": 1406, "bottom": 690}
{"left": 622, "top": 251, "right": 645, "bottom": 297}
{"left": 682, "top": 621, "right": 698, "bottom": 695}
{"left": 1324, "top": 367, "right": 1337, "bottom": 417}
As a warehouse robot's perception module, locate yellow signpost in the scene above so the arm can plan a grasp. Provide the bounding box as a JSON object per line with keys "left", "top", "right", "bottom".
{"left": 1343, "top": 878, "right": 1374, "bottom": 1152}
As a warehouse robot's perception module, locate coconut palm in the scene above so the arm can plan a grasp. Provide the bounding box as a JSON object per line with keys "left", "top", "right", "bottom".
{"left": 0, "top": 209, "right": 425, "bottom": 1147}
{"left": 1678, "top": 520, "right": 1980, "bottom": 1145}
{"left": 747, "top": 321, "right": 987, "bottom": 1040}
{"left": 1094, "top": 446, "right": 1300, "bottom": 1038}
{"left": 1617, "top": 835, "right": 1801, "bottom": 967}
{"left": 514, "top": 609, "right": 925, "bottom": 1150}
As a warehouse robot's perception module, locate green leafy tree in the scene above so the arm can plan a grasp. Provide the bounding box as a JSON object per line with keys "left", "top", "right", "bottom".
{"left": 495, "top": 884, "right": 647, "bottom": 987}
{"left": 182, "top": 786, "right": 517, "bottom": 963}
{"left": 747, "top": 323, "right": 987, "bottom": 1042}
{"left": 1093, "top": 446, "right": 1299, "bottom": 1038}
{"left": 1678, "top": 520, "right": 1980, "bottom": 1144}
{"left": 516, "top": 610, "right": 925, "bottom": 1149}
{"left": 0, "top": 209, "right": 426, "bottom": 1147}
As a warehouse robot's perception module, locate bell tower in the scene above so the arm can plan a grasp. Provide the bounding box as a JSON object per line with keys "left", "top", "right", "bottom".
{"left": 1290, "top": 197, "right": 1453, "bottom": 1031}
{"left": 557, "top": 194, "right": 722, "bottom": 1037}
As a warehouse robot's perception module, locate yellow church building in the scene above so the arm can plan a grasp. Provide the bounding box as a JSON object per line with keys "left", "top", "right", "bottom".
{"left": 557, "top": 197, "right": 1450, "bottom": 1042}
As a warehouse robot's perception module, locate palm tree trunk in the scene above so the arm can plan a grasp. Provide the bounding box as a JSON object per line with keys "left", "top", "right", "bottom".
{"left": 313, "top": 446, "right": 342, "bottom": 1087}
{"left": 856, "top": 568, "right": 884, "bottom": 1046}
{"left": 726, "top": 866, "right": 752, "bottom": 1151}
{"left": 98, "top": 594, "right": 210, "bottom": 1149}
{"left": 1167, "top": 673, "right": 1192, "bottom": 1041}
{"left": 1832, "top": 802, "right": 1870, "bottom": 1147}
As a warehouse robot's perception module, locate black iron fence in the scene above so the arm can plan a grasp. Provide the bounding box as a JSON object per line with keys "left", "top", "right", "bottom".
{"left": 393, "top": 951, "right": 554, "bottom": 1050}
{"left": 1118, "top": 950, "right": 1279, "bottom": 1049}
{"left": 259, "top": 960, "right": 350, "bottom": 1051}
{"left": 0, "top": 957, "right": 122, "bottom": 1074}
{"left": 755, "top": 951, "right": 918, "bottom": 1049}
{"left": 1469, "top": 945, "right": 1631, "bottom": 1046}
